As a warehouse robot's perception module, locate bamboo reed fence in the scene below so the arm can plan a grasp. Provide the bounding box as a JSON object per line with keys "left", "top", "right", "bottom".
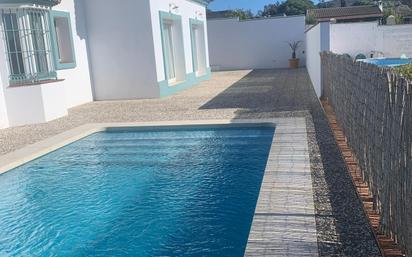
{"left": 321, "top": 52, "right": 412, "bottom": 256}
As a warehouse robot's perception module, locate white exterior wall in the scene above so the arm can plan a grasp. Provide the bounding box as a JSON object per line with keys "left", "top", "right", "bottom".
{"left": 207, "top": 16, "right": 306, "bottom": 70}
{"left": 330, "top": 22, "right": 377, "bottom": 57}
{"left": 306, "top": 24, "right": 322, "bottom": 97}
{"left": 378, "top": 25, "right": 412, "bottom": 57}
{"left": 82, "top": 0, "right": 160, "bottom": 100}
{"left": 0, "top": 78, "right": 8, "bottom": 129}
{"left": 53, "top": 0, "right": 93, "bottom": 108}
{"left": 0, "top": 31, "right": 9, "bottom": 129}
{"left": 330, "top": 22, "right": 412, "bottom": 58}
{"left": 0, "top": 32, "right": 8, "bottom": 128}
{"left": 306, "top": 21, "right": 412, "bottom": 98}
{"left": 305, "top": 22, "right": 330, "bottom": 97}
{"left": 149, "top": 0, "right": 209, "bottom": 82}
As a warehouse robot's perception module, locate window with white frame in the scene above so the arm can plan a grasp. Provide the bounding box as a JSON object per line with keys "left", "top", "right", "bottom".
{"left": 0, "top": 8, "right": 56, "bottom": 84}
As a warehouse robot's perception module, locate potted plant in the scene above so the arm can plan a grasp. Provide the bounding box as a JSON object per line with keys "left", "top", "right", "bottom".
{"left": 288, "top": 41, "right": 302, "bottom": 69}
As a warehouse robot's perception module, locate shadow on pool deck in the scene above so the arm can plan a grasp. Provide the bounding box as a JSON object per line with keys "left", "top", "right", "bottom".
{"left": 200, "top": 69, "right": 312, "bottom": 113}
{"left": 200, "top": 69, "right": 381, "bottom": 257}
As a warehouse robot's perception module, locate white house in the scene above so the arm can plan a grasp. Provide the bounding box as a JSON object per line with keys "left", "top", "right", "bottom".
{"left": 0, "top": 0, "right": 210, "bottom": 129}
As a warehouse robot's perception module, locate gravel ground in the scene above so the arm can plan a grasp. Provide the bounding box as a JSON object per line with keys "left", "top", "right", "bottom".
{"left": 0, "top": 68, "right": 381, "bottom": 256}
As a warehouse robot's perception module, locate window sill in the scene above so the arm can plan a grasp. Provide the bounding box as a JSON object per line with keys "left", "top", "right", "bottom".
{"left": 9, "top": 79, "right": 65, "bottom": 88}
{"left": 168, "top": 79, "right": 185, "bottom": 87}
{"left": 195, "top": 72, "right": 206, "bottom": 77}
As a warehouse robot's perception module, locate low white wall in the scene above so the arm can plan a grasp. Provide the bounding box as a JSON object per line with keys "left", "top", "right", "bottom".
{"left": 149, "top": 0, "right": 210, "bottom": 82}
{"left": 207, "top": 16, "right": 306, "bottom": 70}
{"left": 82, "top": 0, "right": 160, "bottom": 100}
{"left": 305, "top": 22, "right": 330, "bottom": 97}
{"left": 3, "top": 87, "right": 47, "bottom": 126}
{"left": 330, "top": 22, "right": 412, "bottom": 58}
{"left": 4, "top": 84, "right": 68, "bottom": 127}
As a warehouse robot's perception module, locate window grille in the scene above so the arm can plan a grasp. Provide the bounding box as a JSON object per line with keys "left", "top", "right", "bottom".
{"left": 0, "top": 8, "right": 56, "bottom": 84}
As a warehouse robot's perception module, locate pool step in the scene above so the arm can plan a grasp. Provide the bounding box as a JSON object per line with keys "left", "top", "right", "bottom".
{"left": 322, "top": 100, "right": 406, "bottom": 257}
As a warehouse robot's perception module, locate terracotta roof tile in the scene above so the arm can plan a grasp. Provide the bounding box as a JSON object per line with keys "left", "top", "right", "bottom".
{"left": 308, "top": 5, "right": 383, "bottom": 21}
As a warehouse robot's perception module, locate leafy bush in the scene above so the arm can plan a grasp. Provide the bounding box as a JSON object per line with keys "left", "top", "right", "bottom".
{"left": 306, "top": 14, "right": 316, "bottom": 24}
{"left": 395, "top": 64, "right": 412, "bottom": 80}
{"left": 227, "top": 9, "right": 254, "bottom": 20}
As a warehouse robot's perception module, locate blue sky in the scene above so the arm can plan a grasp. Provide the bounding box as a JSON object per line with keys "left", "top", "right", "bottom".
{"left": 208, "top": 0, "right": 277, "bottom": 14}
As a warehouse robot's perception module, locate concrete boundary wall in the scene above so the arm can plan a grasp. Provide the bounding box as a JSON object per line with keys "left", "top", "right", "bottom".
{"left": 207, "top": 16, "right": 306, "bottom": 70}
{"left": 305, "top": 21, "right": 412, "bottom": 98}
{"left": 305, "top": 22, "right": 330, "bottom": 97}
{"left": 330, "top": 22, "right": 412, "bottom": 58}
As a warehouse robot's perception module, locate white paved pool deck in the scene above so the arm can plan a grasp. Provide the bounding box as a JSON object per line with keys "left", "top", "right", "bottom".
{"left": 245, "top": 118, "right": 317, "bottom": 257}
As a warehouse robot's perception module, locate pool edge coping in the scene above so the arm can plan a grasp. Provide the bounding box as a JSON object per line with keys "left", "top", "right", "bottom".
{"left": 244, "top": 117, "right": 319, "bottom": 256}
{"left": 0, "top": 118, "right": 304, "bottom": 175}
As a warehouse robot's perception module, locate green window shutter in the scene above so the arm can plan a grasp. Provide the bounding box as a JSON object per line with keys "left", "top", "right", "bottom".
{"left": 49, "top": 10, "right": 76, "bottom": 70}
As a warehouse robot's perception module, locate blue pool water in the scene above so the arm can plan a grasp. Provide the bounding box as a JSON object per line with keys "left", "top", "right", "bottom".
{"left": 0, "top": 127, "right": 274, "bottom": 257}
{"left": 361, "top": 58, "right": 412, "bottom": 67}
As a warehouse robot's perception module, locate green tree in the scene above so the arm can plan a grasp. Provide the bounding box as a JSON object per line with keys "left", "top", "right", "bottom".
{"left": 351, "top": 0, "right": 374, "bottom": 6}
{"left": 228, "top": 9, "right": 254, "bottom": 20}
{"left": 395, "top": 64, "right": 412, "bottom": 80}
{"left": 316, "top": 0, "right": 335, "bottom": 8}
{"left": 258, "top": 3, "right": 280, "bottom": 17}
{"left": 259, "top": 0, "right": 315, "bottom": 17}
{"left": 278, "top": 0, "right": 315, "bottom": 15}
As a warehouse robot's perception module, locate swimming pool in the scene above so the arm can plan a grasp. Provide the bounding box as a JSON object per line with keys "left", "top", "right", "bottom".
{"left": 0, "top": 126, "right": 274, "bottom": 257}
{"left": 361, "top": 58, "right": 412, "bottom": 67}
